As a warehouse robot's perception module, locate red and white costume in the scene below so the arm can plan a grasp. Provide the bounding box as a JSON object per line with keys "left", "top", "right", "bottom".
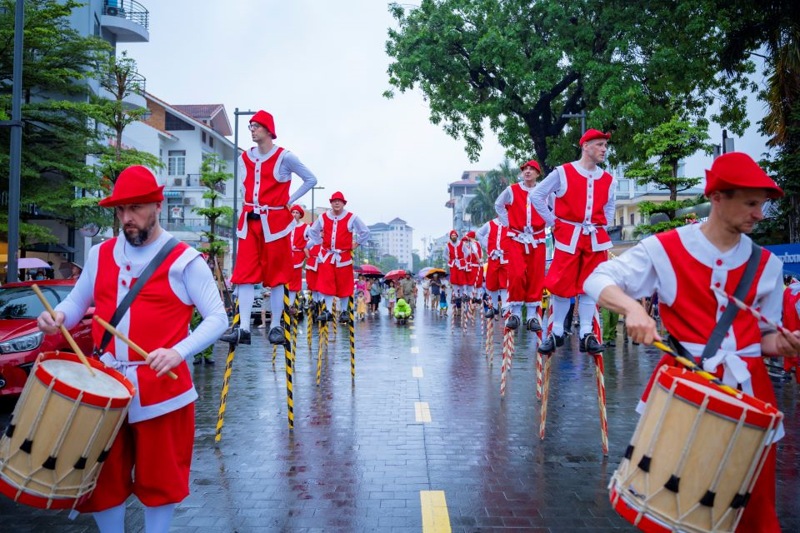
{"left": 447, "top": 236, "right": 466, "bottom": 287}
{"left": 54, "top": 231, "right": 227, "bottom": 512}
{"left": 306, "top": 209, "right": 371, "bottom": 299}
{"left": 495, "top": 182, "right": 547, "bottom": 305}
{"left": 781, "top": 283, "right": 800, "bottom": 382}
{"left": 533, "top": 162, "right": 615, "bottom": 297}
{"left": 585, "top": 224, "right": 785, "bottom": 532}
{"left": 476, "top": 218, "right": 509, "bottom": 293}
{"left": 231, "top": 146, "right": 316, "bottom": 286}
{"left": 289, "top": 220, "right": 309, "bottom": 292}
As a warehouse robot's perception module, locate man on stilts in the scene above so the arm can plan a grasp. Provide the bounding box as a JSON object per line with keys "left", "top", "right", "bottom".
{"left": 476, "top": 217, "right": 509, "bottom": 319}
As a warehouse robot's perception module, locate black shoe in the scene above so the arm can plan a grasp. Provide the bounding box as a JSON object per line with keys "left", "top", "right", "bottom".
{"left": 317, "top": 310, "right": 332, "bottom": 323}
{"left": 526, "top": 316, "right": 542, "bottom": 332}
{"left": 505, "top": 315, "right": 521, "bottom": 330}
{"left": 193, "top": 355, "right": 202, "bottom": 365}
{"left": 220, "top": 328, "right": 251, "bottom": 345}
{"left": 339, "top": 311, "right": 351, "bottom": 323}
{"left": 204, "top": 357, "right": 215, "bottom": 365}
{"left": 580, "top": 333, "right": 604, "bottom": 353}
{"left": 268, "top": 326, "right": 286, "bottom": 345}
{"left": 606, "top": 340, "right": 616, "bottom": 347}
{"left": 538, "top": 333, "right": 557, "bottom": 354}
{"left": 484, "top": 307, "right": 495, "bottom": 319}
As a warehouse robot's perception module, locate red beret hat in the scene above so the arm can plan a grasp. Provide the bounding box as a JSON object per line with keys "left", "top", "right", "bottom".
{"left": 290, "top": 205, "right": 305, "bottom": 217}
{"left": 449, "top": 230, "right": 458, "bottom": 237}
{"left": 250, "top": 110, "right": 277, "bottom": 139}
{"left": 329, "top": 191, "right": 348, "bottom": 204}
{"left": 704, "top": 152, "right": 783, "bottom": 198}
{"left": 579, "top": 129, "right": 611, "bottom": 146}
{"left": 520, "top": 160, "right": 542, "bottom": 173}
{"left": 98, "top": 165, "right": 164, "bottom": 207}
{"left": 465, "top": 231, "right": 476, "bottom": 239}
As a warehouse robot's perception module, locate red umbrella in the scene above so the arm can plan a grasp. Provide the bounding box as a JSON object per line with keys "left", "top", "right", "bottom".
{"left": 384, "top": 269, "right": 407, "bottom": 282}
{"left": 355, "top": 264, "right": 383, "bottom": 277}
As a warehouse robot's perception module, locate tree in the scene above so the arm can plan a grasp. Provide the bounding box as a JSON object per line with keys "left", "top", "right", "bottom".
{"left": 466, "top": 159, "right": 516, "bottom": 225}
{"left": 91, "top": 51, "right": 161, "bottom": 236}
{"left": 0, "top": 0, "right": 111, "bottom": 247}
{"left": 194, "top": 154, "right": 234, "bottom": 269}
{"left": 385, "top": 0, "right": 755, "bottom": 168}
{"left": 625, "top": 115, "right": 712, "bottom": 234}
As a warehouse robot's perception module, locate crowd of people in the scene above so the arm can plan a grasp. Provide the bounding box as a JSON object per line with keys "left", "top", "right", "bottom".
{"left": 28, "top": 107, "right": 800, "bottom": 532}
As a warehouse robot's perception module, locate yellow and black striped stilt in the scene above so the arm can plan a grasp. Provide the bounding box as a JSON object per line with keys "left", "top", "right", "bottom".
{"left": 316, "top": 302, "right": 326, "bottom": 385}
{"left": 291, "top": 296, "right": 298, "bottom": 358}
{"left": 307, "top": 300, "right": 314, "bottom": 351}
{"left": 332, "top": 299, "right": 338, "bottom": 337}
{"left": 348, "top": 295, "right": 355, "bottom": 382}
{"left": 215, "top": 298, "right": 240, "bottom": 443}
{"left": 282, "top": 285, "right": 294, "bottom": 430}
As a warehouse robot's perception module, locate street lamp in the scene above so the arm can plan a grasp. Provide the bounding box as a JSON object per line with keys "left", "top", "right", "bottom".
{"left": 562, "top": 111, "right": 586, "bottom": 135}
{"left": 231, "top": 108, "right": 256, "bottom": 267}
{"left": 310, "top": 186, "right": 325, "bottom": 222}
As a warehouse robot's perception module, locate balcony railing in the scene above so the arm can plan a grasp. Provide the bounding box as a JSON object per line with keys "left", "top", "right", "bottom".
{"left": 104, "top": 0, "right": 149, "bottom": 31}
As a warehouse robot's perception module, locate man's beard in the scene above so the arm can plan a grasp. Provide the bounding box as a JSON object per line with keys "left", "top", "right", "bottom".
{"left": 123, "top": 216, "right": 156, "bottom": 247}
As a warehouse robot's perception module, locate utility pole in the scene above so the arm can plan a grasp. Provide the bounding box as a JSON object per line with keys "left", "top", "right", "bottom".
{"left": 231, "top": 108, "right": 256, "bottom": 268}
{"left": 0, "top": 1, "right": 25, "bottom": 282}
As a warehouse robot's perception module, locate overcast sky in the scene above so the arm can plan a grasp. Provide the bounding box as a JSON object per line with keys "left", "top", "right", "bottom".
{"left": 121, "top": 1, "right": 773, "bottom": 255}
{"left": 121, "top": 1, "right": 506, "bottom": 256}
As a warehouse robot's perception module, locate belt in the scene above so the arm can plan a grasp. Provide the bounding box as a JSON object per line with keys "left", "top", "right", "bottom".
{"left": 247, "top": 212, "right": 261, "bottom": 221}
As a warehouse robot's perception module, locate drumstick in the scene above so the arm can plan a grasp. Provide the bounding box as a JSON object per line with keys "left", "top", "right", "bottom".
{"left": 710, "top": 286, "right": 793, "bottom": 335}
{"left": 93, "top": 316, "right": 178, "bottom": 380}
{"left": 32, "top": 284, "right": 96, "bottom": 376}
{"left": 652, "top": 340, "right": 741, "bottom": 397}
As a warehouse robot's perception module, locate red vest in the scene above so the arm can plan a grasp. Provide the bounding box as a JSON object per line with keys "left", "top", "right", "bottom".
{"left": 487, "top": 220, "right": 508, "bottom": 264}
{"left": 552, "top": 163, "right": 613, "bottom": 252}
{"left": 94, "top": 238, "right": 196, "bottom": 421}
{"left": 656, "top": 230, "right": 769, "bottom": 350}
{"left": 236, "top": 147, "right": 293, "bottom": 242}
{"left": 507, "top": 183, "right": 546, "bottom": 233}
{"left": 305, "top": 243, "right": 321, "bottom": 272}
{"left": 319, "top": 211, "right": 355, "bottom": 266}
{"left": 447, "top": 241, "right": 458, "bottom": 268}
{"left": 291, "top": 222, "right": 308, "bottom": 268}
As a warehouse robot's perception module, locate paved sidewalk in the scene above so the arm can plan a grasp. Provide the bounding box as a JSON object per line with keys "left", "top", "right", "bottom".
{"left": 1, "top": 306, "right": 798, "bottom": 532}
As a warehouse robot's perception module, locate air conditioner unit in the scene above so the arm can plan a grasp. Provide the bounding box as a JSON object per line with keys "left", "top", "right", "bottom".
{"left": 106, "top": 6, "right": 119, "bottom": 16}
{"left": 183, "top": 197, "right": 195, "bottom": 206}
{"left": 172, "top": 178, "right": 183, "bottom": 186}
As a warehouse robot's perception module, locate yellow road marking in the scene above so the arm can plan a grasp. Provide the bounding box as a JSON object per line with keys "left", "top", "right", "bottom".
{"left": 415, "top": 402, "right": 432, "bottom": 423}
{"left": 420, "top": 490, "right": 451, "bottom": 533}
{"left": 411, "top": 346, "right": 420, "bottom": 354}
{"left": 412, "top": 366, "right": 423, "bottom": 378}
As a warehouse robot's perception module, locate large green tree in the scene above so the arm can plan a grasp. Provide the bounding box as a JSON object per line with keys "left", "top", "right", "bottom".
{"left": 0, "top": 0, "right": 110, "bottom": 247}
{"left": 385, "top": 0, "right": 754, "bottom": 169}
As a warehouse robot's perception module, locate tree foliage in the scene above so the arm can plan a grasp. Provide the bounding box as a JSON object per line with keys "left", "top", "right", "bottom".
{"left": 194, "top": 154, "right": 234, "bottom": 265}
{"left": 466, "top": 159, "right": 516, "bottom": 226}
{"left": 386, "top": 0, "right": 755, "bottom": 169}
{"left": 0, "top": 0, "right": 110, "bottom": 246}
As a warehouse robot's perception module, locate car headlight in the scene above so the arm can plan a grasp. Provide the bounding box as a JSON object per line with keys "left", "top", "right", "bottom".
{"left": 0, "top": 332, "right": 44, "bottom": 354}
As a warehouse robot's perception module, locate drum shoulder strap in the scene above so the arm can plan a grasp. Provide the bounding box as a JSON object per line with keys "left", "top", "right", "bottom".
{"left": 700, "top": 241, "right": 763, "bottom": 362}
{"left": 96, "top": 237, "right": 180, "bottom": 355}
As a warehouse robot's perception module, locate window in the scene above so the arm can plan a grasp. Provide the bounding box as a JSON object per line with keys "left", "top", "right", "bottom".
{"left": 202, "top": 131, "right": 206, "bottom": 143}
{"left": 630, "top": 213, "right": 635, "bottom": 225}
{"left": 168, "top": 150, "right": 186, "bottom": 176}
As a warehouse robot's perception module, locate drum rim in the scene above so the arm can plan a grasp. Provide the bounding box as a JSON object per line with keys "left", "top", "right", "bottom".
{"left": 609, "top": 484, "right": 684, "bottom": 533}
{"left": 35, "top": 351, "right": 135, "bottom": 408}
{"left": 0, "top": 471, "right": 88, "bottom": 509}
{"left": 655, "top": 366, "right": 781, "bottom": 429}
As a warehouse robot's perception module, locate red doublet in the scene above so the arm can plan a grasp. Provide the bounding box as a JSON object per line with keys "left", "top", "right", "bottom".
{"left": 80, "top": 237, "right": 198, "bottom": 512}
{"left": 316, "top": 211, "right": 356, "bottom": 298}
{"left": 484, "top": 220, "right": 509, "bottom": 292}
{"left": 289, "top": 222, "right": 308, "bottom": 292}
{"left": 782, "top": 286, "right": 800, "bottom": 381}
{"left": 447, "top": 241, "right": 465, "bottom": 285}
{"left": 545, "top": 163, "right": 613, "bottom": 297}
{"left": 503, "top": 183, "right": 546, "bottom": 304}
{"left": 639, "top": 230, "right": 780, "bottom": 532}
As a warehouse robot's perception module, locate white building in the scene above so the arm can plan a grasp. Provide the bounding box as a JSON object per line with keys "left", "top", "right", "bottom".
{"left": 368, "top": 218, "right": 414, "bottom": 270}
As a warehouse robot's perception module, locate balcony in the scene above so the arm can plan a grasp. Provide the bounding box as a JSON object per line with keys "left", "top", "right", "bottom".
{"left": 102, "top": 0, "right": 150, "bottom": 43}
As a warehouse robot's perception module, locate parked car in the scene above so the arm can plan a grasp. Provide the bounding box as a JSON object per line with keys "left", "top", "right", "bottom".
{"left": 0, "top": 280, "right": 94, "bottom": 397}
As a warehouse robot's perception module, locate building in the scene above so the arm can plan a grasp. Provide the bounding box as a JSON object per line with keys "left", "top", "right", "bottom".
{"left": 367, "top": 218, "right": 414, "bottom": 270}
{"left": 445, "top": 170, "right": 486, "bottom": 235}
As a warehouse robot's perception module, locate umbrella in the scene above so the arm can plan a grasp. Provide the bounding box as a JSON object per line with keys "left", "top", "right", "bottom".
{"left": 355, "top": 264, "right": 383, "bottom": 278}
{"left": 17, "top": 257, "right": 52, "bottom": 270}
{"left": 423, "top": 268, "right": 447, "bottom": 279}
{"left": 417, "top": 267, "right": 434, "bottom": 278}
{"left": 383, "top": 269, "right": 407, "bottom": 282}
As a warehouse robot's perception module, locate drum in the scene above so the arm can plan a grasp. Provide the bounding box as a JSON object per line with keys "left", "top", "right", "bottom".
{"left": 0, "top": 351, "right": 134, "bottom": 509}
{"left": 609, "top": 365, "right": 781, "bottom": 533}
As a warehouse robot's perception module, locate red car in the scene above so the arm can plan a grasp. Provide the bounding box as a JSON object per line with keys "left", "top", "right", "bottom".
{"left": 0, "top": 279, "right": 94, "bottom": 397}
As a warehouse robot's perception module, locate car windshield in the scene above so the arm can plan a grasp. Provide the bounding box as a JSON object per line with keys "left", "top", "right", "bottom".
{"left": 0, "top": 285, "right": 70, "bottom": 319}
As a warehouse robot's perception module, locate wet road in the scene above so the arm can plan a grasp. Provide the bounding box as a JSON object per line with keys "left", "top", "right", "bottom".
{"left": 1, "top": 303, "right": 799, "bottom": 532}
